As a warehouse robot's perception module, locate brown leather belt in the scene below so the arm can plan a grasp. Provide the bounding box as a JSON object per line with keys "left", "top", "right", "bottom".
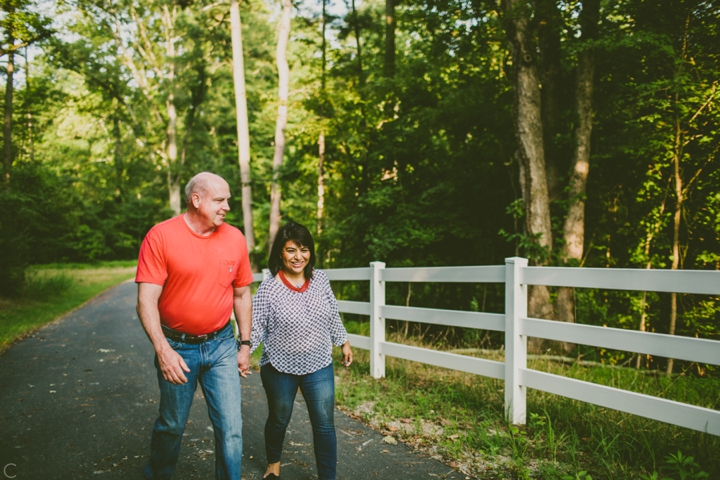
{"left": 162, "top": 321, "right": 230, "bottom": 344}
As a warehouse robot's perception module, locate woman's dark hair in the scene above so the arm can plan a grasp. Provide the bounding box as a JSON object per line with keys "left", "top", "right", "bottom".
{"left": 268, "top": 222, "right": 316, "bottom": 278}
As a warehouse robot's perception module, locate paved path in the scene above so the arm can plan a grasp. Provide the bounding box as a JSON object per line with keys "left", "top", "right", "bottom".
{"left": 0, "top": 282, "right": 468, "bottom": 479}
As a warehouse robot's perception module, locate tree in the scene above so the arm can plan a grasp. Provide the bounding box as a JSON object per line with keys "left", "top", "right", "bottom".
{"left": 626, "top": 0, "right": 720, "bottom": 374}
{"left": 0, "top": 0, "right": 51, "bottom": 187}
{"left": 317, "top": 0, "right": 328, "bottom": 238}
{"left": 500, "top": 0, "right": 555, "bottom": 338}
{"left": 268, "top": 0, "right": 292, "bottom": 249}
{"left": 229, "top": 0, "right": 257, "bottom": 267}
{"left": 5, "top": 0, "right": 720, "bottom": 381}
{"left": 557, "top": 0, "right": 600, "bottom": 352}
{"left": 74, "top": 0, "right": 207, "bottom": 214}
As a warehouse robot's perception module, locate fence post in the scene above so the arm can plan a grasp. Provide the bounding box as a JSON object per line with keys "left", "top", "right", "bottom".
{"left": 262, "top": 268, "right": 271, "bottom": 281}
{"left": 370, "top": 261, "right": 386, "bottom": 378}
{"left": 505, "top": 257, "right": 528, "bottom": 424}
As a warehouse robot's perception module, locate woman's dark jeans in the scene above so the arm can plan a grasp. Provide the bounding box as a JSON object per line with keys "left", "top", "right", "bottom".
{"left": 260, "top": 362, "right": 337, "bottom": 480}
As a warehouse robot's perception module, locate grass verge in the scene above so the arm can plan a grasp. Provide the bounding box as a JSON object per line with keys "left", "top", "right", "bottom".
{"left": 332, "top": 340, "right": 719, "bottom": 479}
{"left": 0, "top": 261, "right": 137, "bottom": 354}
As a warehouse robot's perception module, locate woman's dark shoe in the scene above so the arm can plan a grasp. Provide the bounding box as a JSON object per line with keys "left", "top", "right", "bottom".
{"left": 263, "top": 474, "right": 280, "bottom": 479}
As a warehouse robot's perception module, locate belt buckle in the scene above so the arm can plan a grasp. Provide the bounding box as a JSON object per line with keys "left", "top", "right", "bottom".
{"left": 197, "top": 334, "right": 208, "bottom": 342}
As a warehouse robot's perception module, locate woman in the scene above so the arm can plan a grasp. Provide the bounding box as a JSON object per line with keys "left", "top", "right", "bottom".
{"left": 249, "top": 221, "right": 352, "bottom": 480}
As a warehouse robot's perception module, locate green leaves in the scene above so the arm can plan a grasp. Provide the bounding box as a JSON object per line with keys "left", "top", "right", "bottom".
{"left": 0, "top": 0, "right": 54, "bottom": 55}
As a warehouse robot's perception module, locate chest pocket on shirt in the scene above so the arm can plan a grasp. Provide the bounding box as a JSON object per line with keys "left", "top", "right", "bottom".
{"left": 218, "top": 259, "right": 237, "bottom": 287}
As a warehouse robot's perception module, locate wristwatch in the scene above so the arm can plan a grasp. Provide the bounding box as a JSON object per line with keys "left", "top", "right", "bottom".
{"left": 239, "top": 340, "right": 252, "bottom": 348}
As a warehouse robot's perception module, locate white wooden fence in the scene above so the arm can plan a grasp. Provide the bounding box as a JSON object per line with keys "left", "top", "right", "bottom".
{"left": 252, "top": 258, "right": 720, "bottom": 436}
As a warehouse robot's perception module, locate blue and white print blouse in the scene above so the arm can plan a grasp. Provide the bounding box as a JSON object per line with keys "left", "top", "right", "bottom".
{"left": 250, "top": 269, "right": 348, "bottom": 375}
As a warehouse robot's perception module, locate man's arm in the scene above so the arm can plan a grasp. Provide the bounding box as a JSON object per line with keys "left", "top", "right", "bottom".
{"left": 233, "top": 285, "right": 252, "bottom": 377}
{"left": 136, "top": 282, "right": 190, "bottom": 385}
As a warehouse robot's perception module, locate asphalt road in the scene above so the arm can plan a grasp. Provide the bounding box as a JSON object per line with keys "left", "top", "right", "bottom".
{"left": 0, "top": 281, "right": 469, "bottom": 479}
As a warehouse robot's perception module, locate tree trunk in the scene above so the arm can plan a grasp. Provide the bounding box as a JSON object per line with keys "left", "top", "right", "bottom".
{"left": 502, "top": 0, "right": 554, "bottom": 353}
{"left": 666, "top": 11, "right": 692, "bottom": 375}
{"left": 25, "top": 47, "right": 34, "bottom": 163}
{"left": 268, "top": 0, "right": 292, "bottom": 250}
{"left": 667, "top": 105, "right": 684, "bottom": 376}
{"left": 113, "top": 113, "right": 123, "bottom": 198}
{"left": 557, "top": 0, "right": 599, "bottom": 353}
{"left": 351, "top": 0, "right": 365, "bottom": 89}
{"left": 230, "top": 0, "right": 257, "bottom": 267}
{"left": 350, "top": 0, "right": 370, "bottom": 194}
{"left": 383, "top": 0, "right": 397, "bottom": 118}
{"left": 162, "top": 5, "right": 181, "bottom": 215}
{"left": 3, "top": 35, "right": 15, "bottom": 188}
{"left": 318, "top": 0, "right": 327, "bottom": 237}
{"left": 321, "top": 0, "right": 327, "bottom": 92}
{"left": 317, "top": 131, "right": 325, "bottom": 236}
{"left": 384, "top": 0, "right": 396, "bottom": 79}
{"left": 166, "top": 94, "right": 181, "bottom": 214}
{"left": 316, "top": 0, "right": 328, "bottom": 264}
{"left": 536, "top": 0, "right": 564, "bottom": 202}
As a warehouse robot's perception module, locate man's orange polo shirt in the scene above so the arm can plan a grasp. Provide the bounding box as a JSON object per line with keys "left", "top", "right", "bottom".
{"left": 136, "top": 215, "right": 254, "bottom": 335}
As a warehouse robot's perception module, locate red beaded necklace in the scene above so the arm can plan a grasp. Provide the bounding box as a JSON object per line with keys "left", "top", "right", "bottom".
{"left": 278, "top": 270, "right": 310, "bottom": 293}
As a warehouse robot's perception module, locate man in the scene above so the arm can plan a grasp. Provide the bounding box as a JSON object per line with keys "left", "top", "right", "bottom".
{"left": 135, "top": 172, "right": 254, "bottom": 480}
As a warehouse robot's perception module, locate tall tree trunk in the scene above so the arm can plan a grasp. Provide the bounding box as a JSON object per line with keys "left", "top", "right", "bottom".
{"left": 383, "top": 0, "right": 397, "bottom": 118}
{"left": 384, "top": 0, "right": 396, "bottom": 79}
{"left": 502, "top": 0, "right": 554, "bottom": 353}
{"left": 351, "top": 0, "right": 365, "bottom": 89}
{"left": 350, "top": 0, "right": 370, "bottom": 194}
{"left": 666, "top": 11, "right": 692, "bottom": 376}
{"left": 166, "top": 94, "right": 181, "bottom": 214}
{"left": 321, "top": 0, "right": 327, "bottom": 93}
{"left": 317, "top": 131, "right": 325, "bottom": 236}
{"left": 318, "top": 0, "right": 327, "bottom": 234}
{"left": 316, "top": 0, "right": 328, "bottom": 263}
{"left": 536, "top": 0, "right": 564, "bottom": 202}
{"left": 636, "top": 286, "right": 652, "bottom": 369}
{"left": 667, "top": 105, "right": 684, "bottom": 376}
{"left": 3, "top": 31, "right": 15, "bottom": 188}
{"left": 636, "top": 191, "right": 668, "bottom": 369}
{"left": 230, "top": 0, "right": 257, "bottom": 267}
{"left": 162, "top": 5, "right": 181, "bottom": 215}
{"left": 25, "top": 47, "right": 34, "bottom": 163}
{"left": 268, "top": 0, "right": 292, "bottom": 250}
{"left": 557, "top": 0, "right": 600, "bottom": 353}
{"left": 113, "top": 112, "right": 123, "bottom": 198}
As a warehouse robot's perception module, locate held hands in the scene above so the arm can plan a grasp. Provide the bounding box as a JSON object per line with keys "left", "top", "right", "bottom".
{"left": 237, "top": 346, "right": 252, "bottom": 378}
{"left": 341, "top": 341, "right": 353, "bottom": 368}
{"left": 157, "top": 345, "right": 191, "bottom": 385}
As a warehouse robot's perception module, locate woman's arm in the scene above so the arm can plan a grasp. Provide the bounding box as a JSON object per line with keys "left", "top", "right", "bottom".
{"left": 249, "top": 282, "right": 271, "bottom": 355}
{"left": 320, "top": 271, "right": 352, "bottom": 367}
{"left": 322, "top": 273, "right": 348, "bottom": 345}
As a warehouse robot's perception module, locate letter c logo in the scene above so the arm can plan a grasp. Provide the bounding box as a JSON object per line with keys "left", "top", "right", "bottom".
{"left": 4, "top": 463, "right": 16, "bottom": 478}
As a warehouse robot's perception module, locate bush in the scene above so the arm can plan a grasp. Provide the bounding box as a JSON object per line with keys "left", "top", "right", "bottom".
{"left": 22, "top": 271, "right": 74, "bottom": 300}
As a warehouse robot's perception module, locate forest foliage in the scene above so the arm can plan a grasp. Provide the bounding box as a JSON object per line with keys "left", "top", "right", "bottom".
{"left": 1, "top": 0, "right": 718, "bottom": 372}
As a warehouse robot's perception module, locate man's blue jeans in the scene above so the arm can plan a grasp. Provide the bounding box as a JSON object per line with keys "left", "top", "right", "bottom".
{"left": 144, "top": 323, "right": 243, "bottom": 480}
{"left": 261, "top": 363, "right": 337, "bottom": 480}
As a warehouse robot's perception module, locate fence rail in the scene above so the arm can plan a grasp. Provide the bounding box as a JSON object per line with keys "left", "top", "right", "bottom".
{"left": 252, "top": 258, "right": 720, "bottom": 436}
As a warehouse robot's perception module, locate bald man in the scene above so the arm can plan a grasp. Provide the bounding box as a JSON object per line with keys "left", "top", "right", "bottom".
{"left": 136, "top": 172, "right": 253, "bottom": 480}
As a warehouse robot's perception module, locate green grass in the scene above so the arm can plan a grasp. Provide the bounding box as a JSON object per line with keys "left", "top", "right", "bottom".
{"left": 0, "top": 261, "right": 137, "bottom": 353}
{"left": 333, "top": 334, "right": 720, "bottom": 479}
